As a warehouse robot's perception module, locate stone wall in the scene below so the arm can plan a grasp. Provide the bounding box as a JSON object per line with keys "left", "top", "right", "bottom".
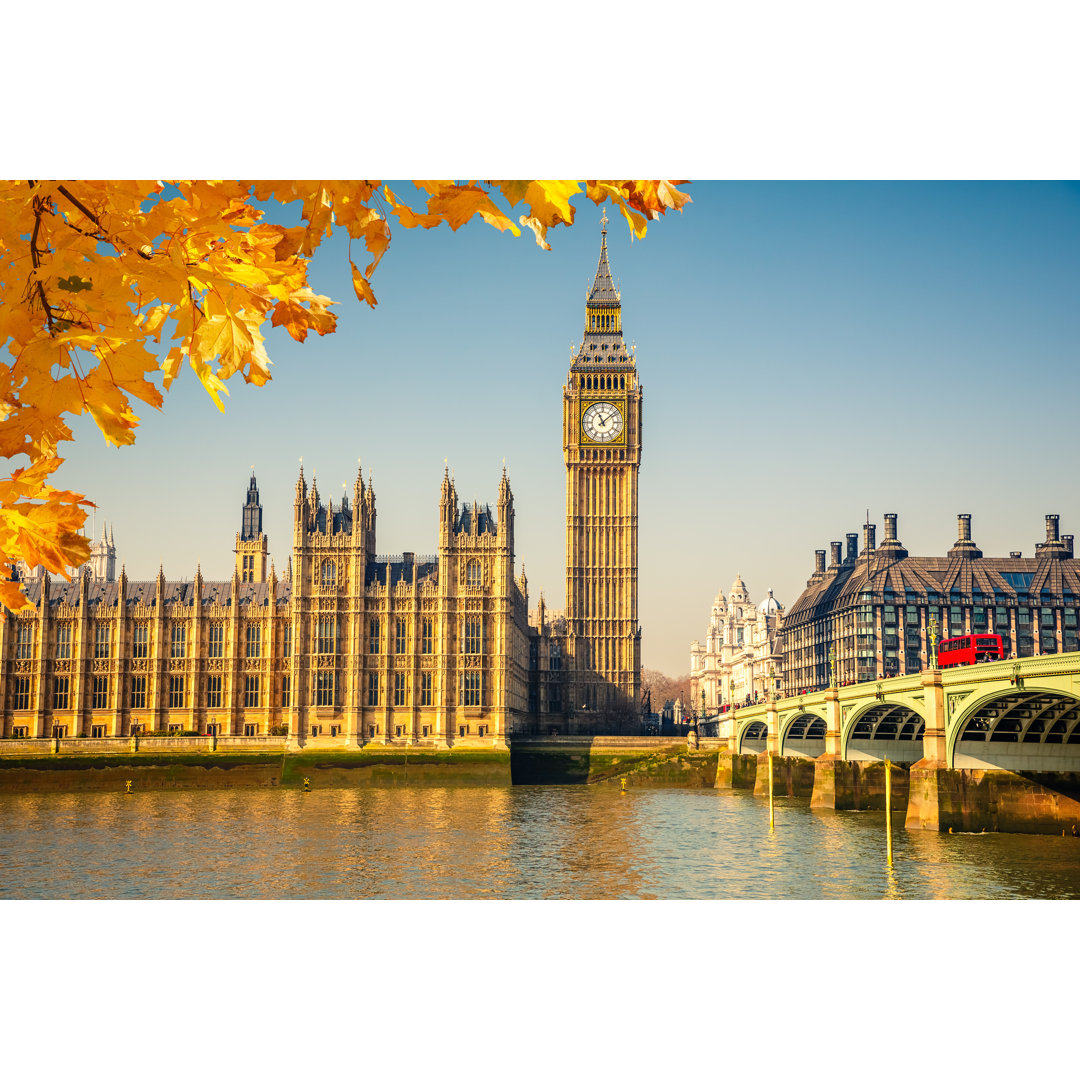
{"left": 907, "top": 763, "right": 1080, "bottom": 834}
{"left": 810, "top": 758, "right": 910, "bottom": 811}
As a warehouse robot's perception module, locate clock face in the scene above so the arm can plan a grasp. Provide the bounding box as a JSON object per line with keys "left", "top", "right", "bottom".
{"left": 582, "top": 400, "right": 624, "bottom": 444}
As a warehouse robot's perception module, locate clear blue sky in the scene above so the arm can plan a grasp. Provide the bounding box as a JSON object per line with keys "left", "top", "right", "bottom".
{"left": 54, "top": 182, "right": 1080, "bottom": 674}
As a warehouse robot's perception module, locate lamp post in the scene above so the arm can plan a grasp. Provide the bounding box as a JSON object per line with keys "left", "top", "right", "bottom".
{"left": 928, "top": 614, "right": 939, "bottom": 670}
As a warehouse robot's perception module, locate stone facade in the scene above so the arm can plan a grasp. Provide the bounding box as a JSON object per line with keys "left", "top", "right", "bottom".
{"left": 690, "top": 575, "right": 784, "bottom": 713}
{"left": 0, "top": 224, "right": 644, "bottom": 743}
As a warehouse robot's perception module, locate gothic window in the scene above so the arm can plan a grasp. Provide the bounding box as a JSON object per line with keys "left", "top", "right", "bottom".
{"left": 317, "top": 617, "right": 337, "bottom": 655}
{"left": 245, "top": 675, "right": 260, "bottom": 708}
{"left": 280, "top": 675, "right": 291, "bottom": 708}
{"left": 549, "top": 643, "right": 561, "bottom": 671}
{"left": 369, "top": 618, "right": 380, "bottom": 654}
{"left": 13, "top": 677, "right": 30, "bottom": 710}
{"left": 209, "top": 622, "right": 224, "bottom": 658}
{"left": 246, "top": 625, "right": 261, "bottom": 658}
{"left": 94, "top": 623, "right": 110, "bottom": 659}
{"left": 394, "top": 672, "right": 407, "bottom": 706}
{"left": 53, "top": 675, "right": 70, "bottom": 710}
{"left": 206, "top": 676, "right": 222, "bottom": 709}
{"left": 367, "top": 672, "right": 380, "bottom": 706}
{"left": 56, "top": 623, "right": 72, "bottom": 660}
{"left": 464, "top": 617, "right": 482, "bottom": 654}
{"left": 168, "top": 676, "right": 184, "bottom": 709}
{"left": 16, "top": 624, "right": 32, "bottom": 659}
{"left": 321, "top": 559, "right": 336, "bottom": 587}
{"left": 420, "top": 672, "right": 432, "bottom": 707}
{"left": 171, "top": 625, "right": 186, "bottom": 659}
{"left": 93, "top": 676, "right": 110, "bottom": 710}
{"left": 461, "top": 670, "right": 481, "bottom": 707}
{"left": 466, "top": 560, "right": 481, "bottom": 588}
{"left": 395, "top": 618, "right": 407, "bottom": 654}
{"left": 422, "top": 619, "right": 433, "bottom": 655}
{"left": 132, "top": 623, "right": 148, "bottom": 659}
{"left": 313, "top": 673, "right": 332, "bottom": 708}
{"left": 129, "top": 676, "right": 146, "bottom": 710}
{"left": 282, "top": 624, "right": 293, "bottom": 658}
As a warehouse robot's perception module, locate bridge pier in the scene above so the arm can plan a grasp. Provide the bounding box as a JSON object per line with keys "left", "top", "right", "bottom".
{"left": 753, "top": 752, "right": 815, "bottom": 798}
{"left": 811, "top": 757, "right": 909, "bottom": 811}
{"left": 714, "top": 749, "right": 757, "bottom": 790}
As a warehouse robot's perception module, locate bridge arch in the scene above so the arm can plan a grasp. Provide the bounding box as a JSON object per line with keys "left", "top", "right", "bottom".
{"left": 736, "top": 718, "right": 769, "bottom": 755}
{"left": 841, "top": 698, "right": 926, "bottom": 763}
{"left": 948, "top": 686, "right": 1080, "bottom": 770}
{"left": 778, "top": 708, "right": 828, "bottom": 758}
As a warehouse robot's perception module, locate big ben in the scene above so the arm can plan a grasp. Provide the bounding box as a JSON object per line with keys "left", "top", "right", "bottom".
{"left": 564, "top": 212, "right": 642, "bottom": 722}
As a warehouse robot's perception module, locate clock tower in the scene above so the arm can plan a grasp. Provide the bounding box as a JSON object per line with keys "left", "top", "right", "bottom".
{"left": 563, "top": 213, "right": 642, "bottom": 722}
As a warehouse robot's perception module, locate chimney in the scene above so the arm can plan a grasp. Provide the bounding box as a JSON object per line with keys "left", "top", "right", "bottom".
{"left": 949, "top": 513, "right": 982, "bottom": 559}
{"left": 1064, "top": 535, "right": 1074, "bottom": 557}
{"left": 1036, "top": 514, "right": 1067, "bottom": 559}
{"left": 846, "top": 533, "right": 858, "bottom": 563}
{"left": 830, "top": 541, "right": 843, "bottom": 568}
{"left": 878, "top": 513, "right": 907, "bottom": 559}
{"left": 862, "top": 523, "right": 876, "bottom": 554}
{"left": 1010, "top": 551, "right": 1022, "bottom": 559}
{"left": 815, "top": 550, "right": 826, "bottom": 574}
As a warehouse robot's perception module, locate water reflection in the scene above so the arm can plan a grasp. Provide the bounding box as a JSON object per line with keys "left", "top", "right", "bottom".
{"left": 1, "top": 787, "right": 1078, "bottom": 899}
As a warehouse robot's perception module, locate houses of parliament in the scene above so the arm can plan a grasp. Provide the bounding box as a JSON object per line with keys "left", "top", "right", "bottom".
{"left": 0, "top": 220, "right": 644, "bottom": 746}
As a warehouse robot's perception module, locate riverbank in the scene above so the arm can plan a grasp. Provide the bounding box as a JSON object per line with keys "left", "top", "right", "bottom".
{"left": 0, "top": 737, "right": 719, "bottom": 793}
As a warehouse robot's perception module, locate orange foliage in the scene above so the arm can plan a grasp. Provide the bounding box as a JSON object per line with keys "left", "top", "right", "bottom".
{"left": 0, "top": 180, "right": 690, "bottom": 610}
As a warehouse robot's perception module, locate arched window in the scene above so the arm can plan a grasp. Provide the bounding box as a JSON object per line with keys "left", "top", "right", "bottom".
{"left": 321, "top": 559, "right": 336, "bottom": 586}
{"left": 466, "top": 559, "right": 481, "bottom": 588}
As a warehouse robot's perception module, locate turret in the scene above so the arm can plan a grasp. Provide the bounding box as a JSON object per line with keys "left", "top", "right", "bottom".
{"left": 497, "top": 466, "right": 515, "bottom": 554}
{"left": 439, "top": 466, "right": 457, "bottom": 551}
{"left": 363, "top": 472, "right": 376, "bottom": 558}
{"left": 235, "top": 472, "right": 268, "bottom": 583}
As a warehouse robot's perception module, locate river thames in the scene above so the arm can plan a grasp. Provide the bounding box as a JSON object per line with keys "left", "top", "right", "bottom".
{"left": 2, "top": 785, "right": 1079, "bottom": 899}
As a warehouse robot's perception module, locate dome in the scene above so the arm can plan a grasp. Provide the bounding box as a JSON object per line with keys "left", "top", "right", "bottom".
{"left": 729, "top": 573, "right": 749, "bottom": 601}
{"left": 758, "top": 588, "right": 782, "bottom": 615}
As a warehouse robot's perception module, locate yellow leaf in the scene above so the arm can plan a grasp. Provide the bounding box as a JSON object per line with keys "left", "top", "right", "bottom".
{"left": 271, "top": 289, "right": 338, "bottom": 343}
{"left": 519, "top": 215, "right": 552, "bottom": 251}
{"left": 350, "top": 260, "right": 377, "bottom": 308}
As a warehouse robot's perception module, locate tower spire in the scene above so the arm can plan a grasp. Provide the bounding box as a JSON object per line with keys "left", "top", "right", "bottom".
{"left": 573, "top": 214, "right": 624, "bottom": 364}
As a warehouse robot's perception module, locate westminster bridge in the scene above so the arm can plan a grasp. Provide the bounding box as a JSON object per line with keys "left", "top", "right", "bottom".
{"left": 699, "top": 652, "right": 1080, "bottom": 833}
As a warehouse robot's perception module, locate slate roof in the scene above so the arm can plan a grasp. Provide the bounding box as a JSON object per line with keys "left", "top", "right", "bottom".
{"left": 364, "top": 558, "right": 439, "bottom": 587}
{"left": 19, "top": 578, "right": 293, "bottom": 610}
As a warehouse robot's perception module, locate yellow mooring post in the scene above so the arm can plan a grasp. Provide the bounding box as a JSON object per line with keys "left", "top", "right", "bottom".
{"left": 885, "top": 757, "right": 893, "bottom": 866}
{"left": 768, "top": 752, "right": 775, "bottom": 831}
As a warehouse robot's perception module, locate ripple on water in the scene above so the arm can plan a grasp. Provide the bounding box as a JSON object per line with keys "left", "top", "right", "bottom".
{"left": 0, "top": 786, "right": 1078, "bottom": 899}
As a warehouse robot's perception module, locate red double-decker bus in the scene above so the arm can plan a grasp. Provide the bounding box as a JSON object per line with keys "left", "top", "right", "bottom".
{"left": 938, "top": 634, "right": 1004, "bottom": 668}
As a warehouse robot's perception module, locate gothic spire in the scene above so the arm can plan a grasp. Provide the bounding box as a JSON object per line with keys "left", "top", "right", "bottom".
{"left": 588, "top": 210, "right": 620, "bottom": 304}
{"left": 573, "top": 213, "right": 627, "bottom": 366}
